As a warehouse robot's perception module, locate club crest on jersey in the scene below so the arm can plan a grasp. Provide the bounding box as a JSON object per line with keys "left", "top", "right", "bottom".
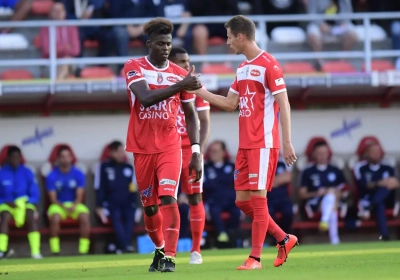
{"left": 157, "top": 72, "right": 163, "bottom": 84}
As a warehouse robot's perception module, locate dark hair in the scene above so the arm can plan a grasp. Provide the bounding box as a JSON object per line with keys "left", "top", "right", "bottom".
{"left": 312, "top": 141, "right": 328, "bottom": 152}
{"left": 224, "top": 15, "right": 256, "bottom": 41}
{"left": 143, "top": 18, "right": 174, "bottom": 39}
{"left": 7, "top": 145, "right": 21, "bottom": 157}
{"left": 108, "top": 141, "right": 123, "bottom": 151}
{"left": 57, "top": 145, "right": 71, "bottom": 156}
{"left": 212, "top": 140, "right": 227, "bottom": 151}
{"left": 169, "top": 47, "right": 187, "bottom": 60}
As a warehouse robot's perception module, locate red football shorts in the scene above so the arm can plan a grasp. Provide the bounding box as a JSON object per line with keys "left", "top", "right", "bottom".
{"left": 180, "top": 147, "right": 202, "bottom": 194}
{"left": 133, "top": 148, "right": 182, "bottom": 207}
{"left": 234, "top": 148, "right": 279, "bottom": 192}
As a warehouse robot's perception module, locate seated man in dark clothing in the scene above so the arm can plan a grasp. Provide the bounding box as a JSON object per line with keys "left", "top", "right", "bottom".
{"left": 203, "top": 141, "right": 240, "bottom": 243}
{"left": 187, "top": 0, "right": 239, "bottom": 55}
{"left": 154, "top": 0, "right": 193, "bottom": 53}
{"left": 268, "top": 157, "right": 293, "bottom": 237}
{"left": 95, "top": 141, "right": 138, "bottom": 253}
{"left": 299, "top": 141, "right": 346, "bottom": 245}
{"left": 354, "top": 142, "right": 399, "bottom": 241}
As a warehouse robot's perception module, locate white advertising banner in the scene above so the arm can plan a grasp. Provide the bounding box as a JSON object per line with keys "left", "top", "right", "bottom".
{"left": 0, "top": 109, "right": 399, "bottom": 163}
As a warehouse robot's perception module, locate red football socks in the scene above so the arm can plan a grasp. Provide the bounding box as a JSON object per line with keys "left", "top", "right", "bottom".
{"left": 249, "top": 196, "right": 269, "bottom": 259}
{"left": 267, "top": 215, "right": 287, "bottom": 242}
{"left": 189, "top": 202, "right": 205, "bottom": 253}
{"left": 235, "top": 200, "right": 254, "bottom": 219}
{"left": 160, "top": 203, "right": 181, "bottom": 257}
{"left": 144, "top": 210, "right": 164, "bottom": 248}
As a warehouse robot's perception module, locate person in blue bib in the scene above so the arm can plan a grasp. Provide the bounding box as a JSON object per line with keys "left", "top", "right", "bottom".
{"left": 46, "top": 145, "right": 91, "bottom": 255}
{"left": 0, "top": 146, "right": 41, "bottom": 259}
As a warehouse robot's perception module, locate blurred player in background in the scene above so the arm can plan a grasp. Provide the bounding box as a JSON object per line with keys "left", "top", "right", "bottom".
{"left": 0, "top": 146, "right": 41, "bottom": 259}
{"left": 123, "top": 18, "right": 202, "bottom": 272}
{"left": 169, "top": 47, "right": 210, "bottom": 265}
{"left": 191, "top": 15, "right": 298, "bottom": 270}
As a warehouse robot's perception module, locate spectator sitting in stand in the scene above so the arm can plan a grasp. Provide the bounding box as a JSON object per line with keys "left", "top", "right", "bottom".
{"left": 268, "top": 156, "right": 293, "bottom": 240}
{"left": 154, "top": 0, "right": 193, "bottom": 53}
{"left": 354, "top": 142, "right": 400, "bottom": 241}
{"left": 306, "top": 0, "right": 358, "bottom": 68}
{"left": 63, "top": 0, "right": 114, "bottom": 76}
{"left": 0, "top": 0, "right": 33, "bottom": 33}
{"left": 39, "top": 1, "right": 80, "bottom": 80}
{"left": 298, "top": 141, "right": 346, "bottom": 245}
{"left": 203, "top": 141, "right": 240, "bottom": 244}
{"left": 187, "top": 0, "right": 239, "bottom": 56}
{"left": 106, "top": 0, "right": 156, "bottom": 71}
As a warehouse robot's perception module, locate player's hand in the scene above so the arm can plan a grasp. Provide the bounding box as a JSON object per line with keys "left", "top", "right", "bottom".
{"left": 283, "top": 142, "right": 297, "bottom": 167}
{"left": 96, "top": 207, "right": 108, "bottom": 224}
{"left": 317, "top": 187, "right": 328, "bottom": 197}
{"left": 189, "top": 152, "right": 202, "bottom": 183}
{"left": 179, "top": 65, "right": 202, "bottom": 91}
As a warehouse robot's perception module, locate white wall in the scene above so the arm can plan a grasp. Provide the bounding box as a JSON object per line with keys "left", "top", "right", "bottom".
{"left": 1, "top": 108, "right": 399, "bottom": 164}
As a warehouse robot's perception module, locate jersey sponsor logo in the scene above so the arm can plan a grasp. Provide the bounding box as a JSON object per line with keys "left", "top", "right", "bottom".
{"left": 138, "top": 97, "right": 175, "bottom": 120}
{"left": 163, "top": 187, "right": 175, "bottom": 192}
{"left": 159, "top": 179, "right": 177, "bottom": 186}
{"left": 157, "top": 72, "right": 163, "bottom": 84}
{"left": 249, "top": 173, "right": 258, "bottom": 178}
{"left": 275, "top": 78, "right": 285, "bottom": 86}
{"left": 239, "top": 86, "right": 256, "bottom": 118}
{"left": 141, "top": 184, "right": 153, "bottom": 198}
{"left": 250, "top": 69, "right": 261, "bottom": 77}
{"left": 167, "top": 76, "right": 179, "bottom": 83}
{"left": 127, "top": 70, "right": 140, "bottom": 79}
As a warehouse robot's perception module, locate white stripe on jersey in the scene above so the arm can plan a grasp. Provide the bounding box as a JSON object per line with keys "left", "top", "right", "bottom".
{"left": 258, "top": 148, "right": 270, "bottom": 190}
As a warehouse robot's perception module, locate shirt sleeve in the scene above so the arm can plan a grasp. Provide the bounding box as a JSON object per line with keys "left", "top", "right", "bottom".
{"left": 229, "top": 76, "right": 239, "bottom": 95}
{"left": 195, "top": 96, "right": 210, "bottom": 111}
{"left": 76, "top": 169, "right": 86, "bottom": 189}
{"left": 124, "top": 59, "right": 145, "bottom": 88}
{"left": 335, "top": 169, "right": 346, "bottom": 189}
{"left": 387, "top": 166, "right": 396, "bottom": 177}
{"left": 46, "top": 171, "right": 56, "bottom": 192}
{"left": 180, "top": 91, "right": 195, "bottom": 103}
{"left": 0, "top": 172, "right": 13, "bottom": 204}
{"left": 27, "top": 169, "right": 40, "bottom": 204}
{"left": 265, "top": 61, "right": 287, "bottom": 95}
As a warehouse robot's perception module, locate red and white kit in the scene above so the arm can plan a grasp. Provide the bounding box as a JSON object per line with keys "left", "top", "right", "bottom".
{"left": 230, "top": 51, "right": 286, "bottom": 192}
{"left": 177, "top": 97, "right": 210, "bottom": 194}
{"left": 124, "top": 57, "right": 195, "bottom": 206}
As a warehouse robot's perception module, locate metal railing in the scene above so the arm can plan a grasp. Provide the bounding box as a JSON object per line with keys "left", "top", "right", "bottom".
{"left": 1, "top": 12, "right": 400, "bottom": 85}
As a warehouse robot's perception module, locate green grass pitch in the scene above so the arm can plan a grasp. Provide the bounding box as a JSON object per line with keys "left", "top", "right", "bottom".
{"left": 1, "top": 242, "right": 399, "bottom": 280}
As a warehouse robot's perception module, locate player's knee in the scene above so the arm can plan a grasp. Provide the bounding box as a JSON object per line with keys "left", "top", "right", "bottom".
{"left": 144, "top": 205, "right": 159, "bottom": 217}
{"left": 50, "top": 214, "right": 61, "bottom": 224}
{"left": 192, "top": 24, "right": 208, "bottom": 38}
{"left": 160, "top": 195, "right": 177, "bottom": 206}
{"left": 188, "top": 193, "right": 202, "bottom": 205}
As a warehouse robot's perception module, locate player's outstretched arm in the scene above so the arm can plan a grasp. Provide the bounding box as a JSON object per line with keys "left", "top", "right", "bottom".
{"left": 193, "top": 87, "right": 239, "bottom": 112}
{"left": 129, "top": 65, "right": 201, "bottom": 108}
{"left": 198, "top": 109, "right": 210, "bottom": 153}
{"left": 274, "top": 91, "right": 297, "bottom": 166}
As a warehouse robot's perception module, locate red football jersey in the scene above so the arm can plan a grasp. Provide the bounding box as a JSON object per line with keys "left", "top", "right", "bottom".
{"left": 230, "top": 51, "right": 286, "bottom": 149}
{"left": 177, "top": 96, "right": 210, "bottom": 148}
{"left": 124, "top": 57, "right": 194, "bottom": 154}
